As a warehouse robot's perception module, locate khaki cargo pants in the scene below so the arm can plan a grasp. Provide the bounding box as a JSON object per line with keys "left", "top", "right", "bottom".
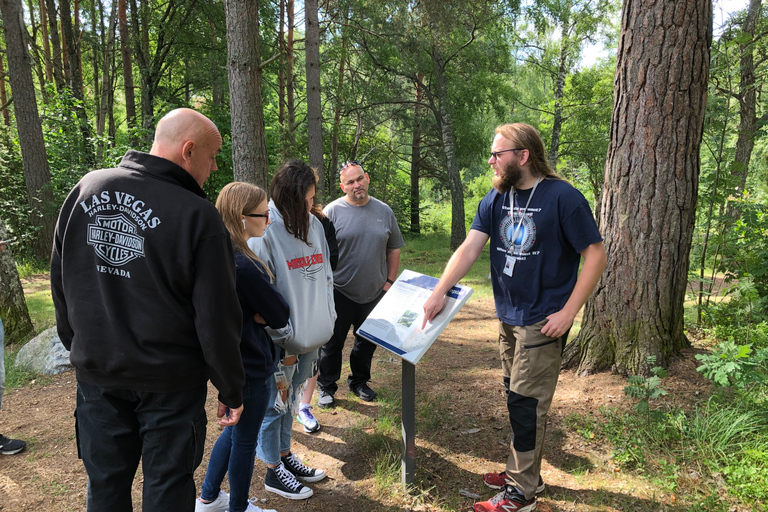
{"left": 499, "top": 318, "right": 567, "bottom": 500}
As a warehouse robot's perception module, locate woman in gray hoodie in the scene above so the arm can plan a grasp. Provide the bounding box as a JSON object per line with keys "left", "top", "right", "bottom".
{"left": 249, "top": 160, "right": 336, "bottom": 500}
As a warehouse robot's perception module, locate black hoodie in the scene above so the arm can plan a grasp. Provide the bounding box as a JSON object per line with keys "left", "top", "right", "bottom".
{"left": 51, "top": 150, "right": 244, "bottom": 408}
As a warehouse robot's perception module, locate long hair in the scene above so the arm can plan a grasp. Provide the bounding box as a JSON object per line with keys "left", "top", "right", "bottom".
{"left": 270, "top": 159, "right": 318, "bottom": 245}
{"left": 495, "top": 123, "right": 563, "bottom": 181}
{"left": 215, "top": 182, "right": 273, "bottom": 280}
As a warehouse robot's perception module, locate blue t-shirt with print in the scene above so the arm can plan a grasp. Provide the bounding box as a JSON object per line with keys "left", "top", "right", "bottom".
{"left": 470, "top": 178, "right": 602, "bottom": 326}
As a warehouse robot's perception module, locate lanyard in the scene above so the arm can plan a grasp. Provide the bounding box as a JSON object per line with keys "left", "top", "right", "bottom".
{"left": 506, "top": 177, "right": 540, "bottom": 256}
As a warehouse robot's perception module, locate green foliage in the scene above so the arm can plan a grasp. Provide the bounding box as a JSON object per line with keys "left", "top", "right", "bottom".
{"left": 695, "top": 339, "right": 768, "bottom": 390}
{"left": 0, "top": 125, "right": 35, "bottom": 252}
{"left": 3, "top": 345, "right": 53, "bottom": 389}
{"left": 724, "top": 446, "right": 768, "bottom": 502}
{"left": 623, "top": 356, "right": 668, "bottom": 415}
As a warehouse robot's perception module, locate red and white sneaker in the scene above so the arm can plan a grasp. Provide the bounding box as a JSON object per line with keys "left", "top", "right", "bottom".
{"left": 482, "top": 472, "right": 545, "bottom": 494}
{"left": 474, "top": 485, "right": 537, "bottom": 512}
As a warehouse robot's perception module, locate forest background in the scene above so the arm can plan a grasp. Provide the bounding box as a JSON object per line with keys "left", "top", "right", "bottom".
{"left": 1, "top": 0, "right": 768, "bottom": 510}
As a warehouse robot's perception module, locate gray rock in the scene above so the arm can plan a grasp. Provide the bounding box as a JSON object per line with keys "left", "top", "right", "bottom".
{"left": 15, "top": 327, "right": 73, "bottom": 375}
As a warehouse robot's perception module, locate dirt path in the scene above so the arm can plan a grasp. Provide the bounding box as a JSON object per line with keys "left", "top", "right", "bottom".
{"left": 0, "top": 297, "right": 718, "bottom": 511}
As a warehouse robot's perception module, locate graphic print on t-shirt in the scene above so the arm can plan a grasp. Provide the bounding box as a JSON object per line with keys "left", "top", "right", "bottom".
{"left": 499, "top": 209, "right": 537, "bottom": 256}
{"left": 286, "top": 252, "right": 325, "bottom": 281}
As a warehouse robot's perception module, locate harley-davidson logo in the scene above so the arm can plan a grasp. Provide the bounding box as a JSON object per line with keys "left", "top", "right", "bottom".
{"left": 87, "top": 213, "right": 145, "bottom": 266}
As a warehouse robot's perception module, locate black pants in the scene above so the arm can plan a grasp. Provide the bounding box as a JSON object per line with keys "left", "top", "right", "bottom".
{"left": 317, "top": 289, "right": 383, "bottom": 394}
{"left": 75, "top": 380, "right": 208, "bottom": 512}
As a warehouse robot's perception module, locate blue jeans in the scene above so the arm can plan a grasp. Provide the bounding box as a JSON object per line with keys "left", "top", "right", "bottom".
{"left": 200, "top": 377, "right": 270, "bottom": 512}
{"left": 75, "top": 380, "right": 207, "bottom": 512}
{"left": 256, "top": 349, "right": 318, "bottom": 465}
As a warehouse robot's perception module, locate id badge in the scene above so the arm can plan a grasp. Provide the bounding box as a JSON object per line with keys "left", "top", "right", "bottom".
{"left": 503, "top": 255, "right": 516, "bottom": 277}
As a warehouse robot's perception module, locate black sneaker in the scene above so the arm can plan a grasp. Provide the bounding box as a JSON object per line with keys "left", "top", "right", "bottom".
{"left": 264, "top": 462, "right": 313, "bottom": 500}
{"left": 0, "top": 435, "right": 26, "bottom": 455}
{"left": 281, "top": 452, "right": 326, "bottom": 483}
{"left": 317, "top": 388, "right": 335, "bottom": 409}
{"left": 349, "top": 383, "right": 377, "bottom": 402}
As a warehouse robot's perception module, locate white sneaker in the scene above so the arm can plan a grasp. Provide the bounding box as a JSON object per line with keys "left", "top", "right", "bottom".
{"left": 245, "top": 497, "right": 277, "bottom": 512}
{"left": 296, "top": 405, "right": 320, "bottom": 433}
{"left": 195, "top": 490, "right": 229, "bottom": 512}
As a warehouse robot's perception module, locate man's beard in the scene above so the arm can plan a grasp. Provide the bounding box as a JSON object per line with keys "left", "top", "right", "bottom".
{"left": 492, "top": 160, "right": 524, "bottom": 193}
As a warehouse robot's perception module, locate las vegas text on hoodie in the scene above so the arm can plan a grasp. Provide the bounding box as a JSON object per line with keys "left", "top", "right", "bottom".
{"left": 50, "top": 150, "right": 245, "bottom": 408}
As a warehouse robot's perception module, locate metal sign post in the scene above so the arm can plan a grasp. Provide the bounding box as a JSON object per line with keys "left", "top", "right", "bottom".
{"left": 401, "top": 359, "right": 416, "bottom": 486}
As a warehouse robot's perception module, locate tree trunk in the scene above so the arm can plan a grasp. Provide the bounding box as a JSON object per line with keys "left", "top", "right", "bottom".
{"left": 286, "top": 0, "right": 296, "bottom": 150}
{"left": 1, "top": 0, "right": 56, "bottom": 261}
{"left": 0, "top": 223, "right": 34, "bottom": 344}
{"left": 548, "top": 19, "right": 569, "bottom": 170}
{"left": 39, "top": 0, "right": 53, "bottom": 83}
{"left": 74, "top": 0, "right": 81, "bottom": 95}
{"left": 329, "top": 5, "right": 348, "bottom": 194}
{"left": 432, "top": 48, "right": 465, "bottom": 251}
{"left": 277, "top": 0, "right": 285, "bottom": 157}
{"left": 97, "top": 1, "right": 116, "bottom": 160}
{"left": 305, "top": 0, "right": 324, "bottom": 200}
{"left": 61, "top": 14, "right": 70, "bottom": 84}
{"left": 209, "top": 17, "right": 222, "bottom": 108}
{"left": 91, "top": 0, "right": 101, "bottom": 135}
{"left": 44, "top": 0, "right": 66, "bottom": 91}
{"left": 728, "top": 0, "right": 761, "bottom": 217}
{"left": 410, "top": 82, "right": 422, "bottom": 234}
{"left": 60, "top": 0, "right": 94, "bottom": 164}
{"left": 24, "top": 0, "right": 47, "bottom": 101}
{"left": 118, "top": 0, "right": 135, "bottom": 138}
{"left": 225, "top": 0, "right": 269, "bottom": 188}
{"left": 0, "top": 51, "right": 10, "bottom": 126}
{"left": 568, "top": 0, "right": 712, "bottom": 376}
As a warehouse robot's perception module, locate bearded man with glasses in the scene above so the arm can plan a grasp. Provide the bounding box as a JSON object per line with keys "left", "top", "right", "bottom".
{"left": 423, "top": 123, "right": 606, "bottom": 512}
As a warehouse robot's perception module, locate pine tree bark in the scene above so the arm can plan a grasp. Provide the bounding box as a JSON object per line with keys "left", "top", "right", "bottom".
{"left": 0, "top": 51, "right": 10, "bottom": 126}
{"left": 39, "top": 0, "right": 53, "bottom": 83}
{"left": 305, "top": 0, "right": 324, "bottom": 199}
{"left": 410, "top": 82, "right": 422, "bottom": 234}
{"left": 432, "top": 48, "right": 465, "bottom": 251}
{"left": 117, "top": 0, "right": 135, "bottom": 137}
{"left": 1, "top": 0, "right": 56, "bottom": 261}
{"left": 286, "top": 0, "right": 296, "bottom": 151}
{"left": 59, "top": 0, "right": 94, "bottom": 164}
{"left": 568, "top": 0, "right": 713, "bottom": 376}
{"left": 44, "top": 0, "right": 66, "bottom": 91}
{"left": 329, "top": 5, "right": 348, "bottom": 186}
{"left": 0, "top": 223, "right": 34, "bottom": 345}
{"left": 728, "top": 0, "right": 761, "bottom": 217}
{"left": 225, "top": 0, "right": 269, "bottom": 188}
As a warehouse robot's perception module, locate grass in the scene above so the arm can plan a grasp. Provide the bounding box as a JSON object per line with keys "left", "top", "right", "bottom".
{"left": 400, "top": 233, "right": 493, "bottom": 299}
{"left": 3, "top": 344, "right": 54, "bottom": 389}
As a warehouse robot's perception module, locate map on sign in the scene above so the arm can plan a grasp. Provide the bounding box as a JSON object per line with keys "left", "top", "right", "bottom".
{"left": 357, "top": 269, "right": 474, "bottom": 365}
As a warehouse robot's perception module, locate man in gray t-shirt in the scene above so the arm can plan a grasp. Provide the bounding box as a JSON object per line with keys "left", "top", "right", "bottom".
{"left": 317, "top": 161, "right": 404, "bottom": 407}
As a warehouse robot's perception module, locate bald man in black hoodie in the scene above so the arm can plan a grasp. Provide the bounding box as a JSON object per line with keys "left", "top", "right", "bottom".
{"left": 51, "top": 109, "right": 245, "bottom": 512}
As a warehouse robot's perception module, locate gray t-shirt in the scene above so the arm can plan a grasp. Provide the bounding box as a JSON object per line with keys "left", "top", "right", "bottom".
{"left": 324, "top": 196, "right": 405, "bottom": 304}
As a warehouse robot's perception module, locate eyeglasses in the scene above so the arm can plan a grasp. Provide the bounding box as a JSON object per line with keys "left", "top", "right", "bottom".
{"left": 490, "top": 148, "right": 525, "bottom": 160}
{"left": 244, "top": 212, "right": 269, "bottom": 220}
{"left": 340, "top": 160, "right": 363, "bottom": 172}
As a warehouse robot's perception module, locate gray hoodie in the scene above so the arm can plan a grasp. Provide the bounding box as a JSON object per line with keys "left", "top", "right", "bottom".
{"left": 248, "top": 200, "right": 336, "bottom": 354}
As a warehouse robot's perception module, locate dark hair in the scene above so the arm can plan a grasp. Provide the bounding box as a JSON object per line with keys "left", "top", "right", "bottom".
{"left": 270, "top": 159, "right": 318, "bottom": 244}
{"left": 495, "top": 123, "right": 563, "bottom": 181}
